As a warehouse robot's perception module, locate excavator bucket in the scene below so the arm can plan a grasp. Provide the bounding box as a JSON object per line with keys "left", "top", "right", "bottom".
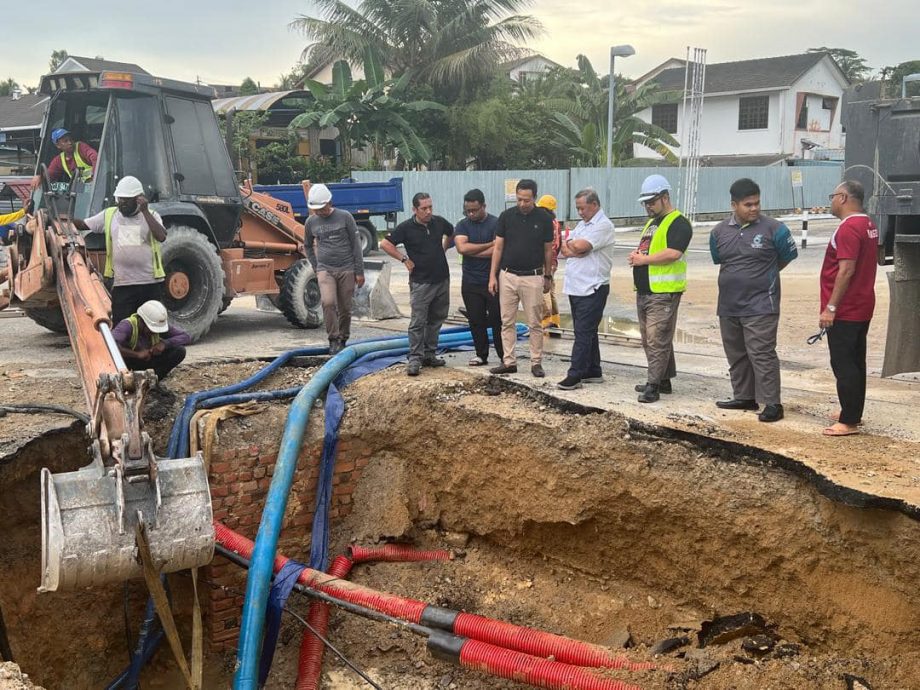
{"left": 353, "top": 260, "right": 401, "bottom": 320}
{"left": 40, "top": 452, "right": 214, "bottom": 592}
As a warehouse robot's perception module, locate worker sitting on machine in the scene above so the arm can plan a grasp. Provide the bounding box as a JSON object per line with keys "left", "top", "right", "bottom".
{"left": 112, "top": 300, "right": 190, "bottom": 382}
{"left": 30, "top": 128, "right": 98, "bottom": 189}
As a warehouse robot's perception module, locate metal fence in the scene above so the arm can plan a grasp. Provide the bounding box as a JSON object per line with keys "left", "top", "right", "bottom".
{"left": 350, "top": 165, "right": 843, "bottom": 224}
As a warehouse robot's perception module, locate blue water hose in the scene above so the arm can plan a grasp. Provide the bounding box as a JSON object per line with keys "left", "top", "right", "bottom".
{"left": 166, "top": 327, "right": 473, "bottom": 459}
{"left": 232, "top": 328, "right": 497, "bottom": 689}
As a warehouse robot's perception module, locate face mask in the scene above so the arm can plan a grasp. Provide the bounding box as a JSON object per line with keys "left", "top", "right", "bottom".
{"left": 118, "top": 199, "right": 139, "bottom": 216}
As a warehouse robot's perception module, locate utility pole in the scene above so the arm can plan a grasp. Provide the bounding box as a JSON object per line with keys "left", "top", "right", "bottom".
{"left": 606, "top": 45, "right": 635, "bottom": 169}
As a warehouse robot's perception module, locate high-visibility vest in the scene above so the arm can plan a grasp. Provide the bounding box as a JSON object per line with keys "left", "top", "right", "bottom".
{"left": 103, "top": 207, "right": 166, "bottom": 280}
{"left": 59, "top": 143, "right": 93, "bottom": 182}
{"left": 640, "top": 209, "right": 688, "bottom": 293}
{"left": 126, "top": 314, "right": 161, "bottom": 350}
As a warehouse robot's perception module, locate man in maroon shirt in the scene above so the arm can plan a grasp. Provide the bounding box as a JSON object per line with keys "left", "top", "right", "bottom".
{"left": 30, "top": 128, "right": 98, "bottom": 189}
{"left": 820, "top": 180, "right": 879, "bottom": 436}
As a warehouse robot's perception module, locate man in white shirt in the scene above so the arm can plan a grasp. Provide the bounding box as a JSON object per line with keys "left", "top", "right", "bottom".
{"left": 557, "top": 188, "right": 615, "bottom": 390}
{"left": 73, "top": 176, "right": 168, "bottom": 323}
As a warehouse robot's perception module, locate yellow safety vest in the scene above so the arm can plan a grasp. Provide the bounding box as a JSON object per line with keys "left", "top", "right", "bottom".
{"left": 640, "top": 209, "right": 688, "bottom": 293}
{"left": 102, "top": 207, "right": 166, "bottom": 280}
{"left": 59, "top": 143, "right": 93, "bottom": 182}
{"left": 126, "top": 314, "right": 161, "bottom": 350}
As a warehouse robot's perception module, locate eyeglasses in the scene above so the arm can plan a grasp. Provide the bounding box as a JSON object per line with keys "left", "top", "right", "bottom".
{"left": 828, "top": 192, "right": 846, "bottom": 201}
{"left": 641, "top": 196, "right": 661, "bottom": 206}
{"left": 463, "top": 207, "right": 483, "bottom": 215}
{"left": 807, "top": 328, "right": 827, "bottom": 345}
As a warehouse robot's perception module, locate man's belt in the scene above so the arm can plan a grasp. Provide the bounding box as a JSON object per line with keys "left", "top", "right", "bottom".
{"left": 502, "top": 267, "right": 544, "bottom": 276}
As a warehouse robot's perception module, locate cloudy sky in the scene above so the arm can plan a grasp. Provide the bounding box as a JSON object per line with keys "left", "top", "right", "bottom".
{"left": 2, "top": 0, "right": 915, "bottom": 89}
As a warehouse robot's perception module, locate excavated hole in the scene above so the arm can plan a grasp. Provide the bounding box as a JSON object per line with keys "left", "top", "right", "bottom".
{"left": 1, "top": 362, "right": 918, "bottom": 690}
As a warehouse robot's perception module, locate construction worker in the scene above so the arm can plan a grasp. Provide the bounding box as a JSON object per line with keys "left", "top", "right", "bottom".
{"left": 556, "top": 188, "right": 615, "bottom": 391}
{"left": 112, "top": 300, "right": 190, "bottom": 381}
{"left": 710, "top": 178, "right": 798, "bottom": 423}
{"left": 303, "top": 183, "right": 365, "bottom": 354}
{"left": 0, "top": 199, "right": 33, "bottom": 236}
{"left": 489, "top": 179, "right": 555, "bottom": 378}
{"left": 30, "top": 128, "right": 98, "bottom": 189}
{"left": 454, "top": 188, "right": 503, "bottom": 366}
{"left": 628, "top": 174, "right": 693, "bottom": 403}
{"left": 820, "top": 180, "right": 879, "bottom": 437}
{"left": 73, "top": 175, "right": 167, "bottom": 323}
{"left": 380, "top": 192, "right": 454, "bottom": 376}
{"left": 537, "top": 194, "right": 564, "bottom": 330}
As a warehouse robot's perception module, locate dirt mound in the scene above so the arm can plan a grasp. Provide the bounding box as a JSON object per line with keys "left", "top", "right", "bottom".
{"left": 0, "top": 663, "right": 44, "bottom": 690}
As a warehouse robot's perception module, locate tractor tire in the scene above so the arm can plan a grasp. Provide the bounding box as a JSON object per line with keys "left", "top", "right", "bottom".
{"left": 23, "top": 305, "right": 68, "bottom": 334}
{"left": 278, "top": 259, "right": 322, "bottom": 329}
{"left": 160, "top": 226, "right": 224, "bottom": 342}
{"left": 218, "top": 292, "right": 234, "bottom": 315}
{"left": 357, "top": 221, "right": 376, "bottom": 257}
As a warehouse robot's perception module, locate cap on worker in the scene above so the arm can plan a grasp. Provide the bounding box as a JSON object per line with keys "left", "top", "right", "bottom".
{"left": 50, "top": 128, "right": 70, "bottom": 144}
{"left": 307, "top": 183, "right": 333, "bottom": 209}
{"left": 537, "top": 194, "right": 557, "bottom": 212}
{"left": 113, "top": 176, "right": 145, "bottom": 199}
{"left": 638, "top": 174, "right": 672, "bottom": 202}
{"left": 137, "top": 300, "right": 169, "bottom": 333}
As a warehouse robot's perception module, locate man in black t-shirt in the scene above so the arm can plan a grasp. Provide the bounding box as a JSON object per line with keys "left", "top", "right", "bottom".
{"left": 488, "top": 179, "right": 555, "bottom": 378}
{"left": 627, "top": 175, "right": 693, "bottom": 403}
{"left": 381, "top": 192, "right": 453, "bottom": 376}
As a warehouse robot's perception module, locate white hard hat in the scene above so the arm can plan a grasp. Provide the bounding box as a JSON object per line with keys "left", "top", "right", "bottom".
{"left": 114, "top": 176, "right": 145, "bottom": 199}
{"left": 638, "top": 174, "right": 671, "bottom": 202}
{"left": 307, "top": 183, "right": 333, "bottom": 209}
{"left": 137, "top": 300, "right": 169, "bottom": 333}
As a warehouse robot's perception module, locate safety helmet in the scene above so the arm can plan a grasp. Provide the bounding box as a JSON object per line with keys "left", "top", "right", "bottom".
{"left": 536, "top": 194, "right": 557, "bottom": 212}
{"left": 51, "top": 128, "right": 71, "bottom": 144}
{"left": 114, "top": 176, "right": 145, "bottom": 199}
{"left": 137, "top": 300, "right": 169, "bottom": 333}
{"left": 307, "top": 183, "right": 333, "bottom": 209}
{"left": 638, "top": 174, "right": 672, "bottom": 202}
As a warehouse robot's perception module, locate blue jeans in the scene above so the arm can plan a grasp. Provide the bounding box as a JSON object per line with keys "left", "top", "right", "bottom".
{"left": 567, "top": 284, "right": 609, "bottom": 379}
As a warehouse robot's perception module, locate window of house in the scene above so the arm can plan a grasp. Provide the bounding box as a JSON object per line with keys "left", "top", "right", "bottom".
{"left": 822, "top": 97, "right": 837, "bottom": 110}
{"left": 651, "top": 103, "right": 678, "bottom": 134}
{"left": 796, "top": 101, "right": 808, "bottom": 129}
{"left": 738, "top": 95, "right": 769, "bottom": 130}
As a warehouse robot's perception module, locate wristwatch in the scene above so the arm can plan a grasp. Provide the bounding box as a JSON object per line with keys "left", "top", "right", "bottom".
{"left": 827, "top": 304, "right": 837, "bottom": 313}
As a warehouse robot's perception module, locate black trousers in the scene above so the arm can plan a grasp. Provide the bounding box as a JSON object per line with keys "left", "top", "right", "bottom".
{"left": 827, "top": 319, "right": 870, "bottom": 425}
{"left": 111, "top": 282, "right": 165, "bottom": 324}
{"left": 461, "top": 281, "right": 504, "bottom": 362}
{"left": 567, "top": 284, "right": 609, "bottom": 380}
{"left": 125, "top": 346, "right": 186, "bottom": 381}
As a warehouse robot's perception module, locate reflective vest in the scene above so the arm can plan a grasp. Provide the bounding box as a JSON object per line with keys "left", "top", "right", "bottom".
{"left": 640, "top": 209, "right": 688, "bottom": 293}
{"left": 103, "top": 207, "right": 166, "bottom": 280}
{"left": 59, "top": 143, "right": 93, "bottom": 182}
{"left": 126, "top": 314, "right": 161, "bottom": 350}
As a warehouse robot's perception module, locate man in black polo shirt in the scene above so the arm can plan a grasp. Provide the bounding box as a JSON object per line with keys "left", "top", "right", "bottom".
{"left": 454, "top": 188, "right": 503, "bottom": 366}
{"left": 488, "top": 179, "right": 555, "bottom": 377}
{"left": 381, "top": 192, "right": 454, "bottom": 376}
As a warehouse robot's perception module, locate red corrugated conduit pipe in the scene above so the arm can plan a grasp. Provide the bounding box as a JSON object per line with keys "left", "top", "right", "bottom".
{"left": 214, "top": 522, "right": 654, "bottom": 677}
{"left": 296, "top": 546, "right": 453, "bottom": 689}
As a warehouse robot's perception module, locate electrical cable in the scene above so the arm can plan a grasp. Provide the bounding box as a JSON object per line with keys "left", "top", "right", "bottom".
{"left": 0, "top": 403, "right": 90, "bottom": 424}
{"left": 182, "top": 568, "right": 383, "bottom": 690}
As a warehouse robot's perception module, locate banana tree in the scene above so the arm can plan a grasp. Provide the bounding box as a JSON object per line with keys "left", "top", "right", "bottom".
{"left": 290, "top": 49, "right": 444, "bottom": 167}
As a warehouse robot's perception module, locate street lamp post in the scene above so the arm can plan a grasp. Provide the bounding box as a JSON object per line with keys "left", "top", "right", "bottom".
{"left": 606, "top": 44, "right": 636, "bottom": 169}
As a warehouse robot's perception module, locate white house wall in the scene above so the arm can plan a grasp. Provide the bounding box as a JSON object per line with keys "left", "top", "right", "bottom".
{"left": 784, "top": 58, "right": 846, "bottom": 153}
{"left": 635, "top": 90, "right": 785, "bottom": 158}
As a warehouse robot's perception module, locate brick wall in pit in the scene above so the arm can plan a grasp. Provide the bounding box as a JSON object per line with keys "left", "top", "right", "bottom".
{"left": 204, "top": 437, "right": 372, "bottom": 650}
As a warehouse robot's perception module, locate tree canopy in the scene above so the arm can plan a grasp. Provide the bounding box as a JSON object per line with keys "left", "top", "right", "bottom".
{"left": 49, "top": 49, "right": 68, "bottom": 73}
{"left": 0, "top": 78, "right": 20, "bottom": 97}
{"left": 290, "top": 0, "right": 543, "bottom": 98}
{"left": 808, "top": 47, "right": 870, "bottom": 83}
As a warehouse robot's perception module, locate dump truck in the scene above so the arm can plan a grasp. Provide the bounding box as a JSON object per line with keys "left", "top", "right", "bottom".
{"left": 254, "top": 177, "right": 403, "bottom": 256}
{"left": 844, "top": 86, "right": 920, "bottom": 376}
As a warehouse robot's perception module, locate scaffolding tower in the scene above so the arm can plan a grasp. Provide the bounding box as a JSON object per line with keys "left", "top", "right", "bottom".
{"left": 677, "top": 47, "right": 707, "bottom": 221}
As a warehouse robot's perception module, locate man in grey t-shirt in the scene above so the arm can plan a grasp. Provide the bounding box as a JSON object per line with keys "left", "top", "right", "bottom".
{"left": 303, "top": 183, "right": 365, "bottom": 353}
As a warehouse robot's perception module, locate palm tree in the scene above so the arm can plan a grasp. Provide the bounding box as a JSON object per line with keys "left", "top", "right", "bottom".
{"left": 551, "top": 55, "right": 679, "bottom": 166}
{"left": 289, "top": 0, "right": 543, "bottom": 94}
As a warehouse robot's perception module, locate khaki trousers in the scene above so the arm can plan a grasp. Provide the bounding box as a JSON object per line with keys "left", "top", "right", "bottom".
{"left": 317, "top": 269, "right": 355, "bottom": 341}
{"left": 499, "top": 270, "right": 544, "bottom": 366}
